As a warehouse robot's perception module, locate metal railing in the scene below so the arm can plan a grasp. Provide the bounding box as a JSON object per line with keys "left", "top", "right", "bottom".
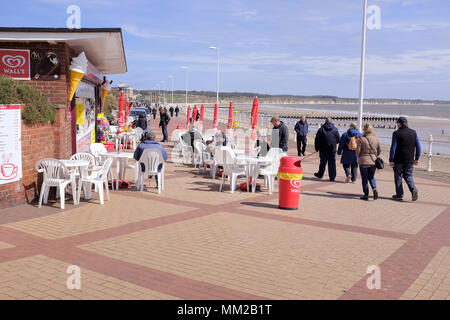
{"left": 426, "top": 135, "right": 450, "bottom": 171}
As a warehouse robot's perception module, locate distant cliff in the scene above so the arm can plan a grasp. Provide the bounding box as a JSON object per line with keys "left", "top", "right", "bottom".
{"left": 136, "top": 90, "right": 450, "bottom": 105}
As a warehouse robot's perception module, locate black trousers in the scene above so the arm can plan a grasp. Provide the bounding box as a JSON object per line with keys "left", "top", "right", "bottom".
{"left": 297, "top": 136, "right": 307, "bottom": 156}
{"left": 317, "top": 151, "right": 337, "bottom": 181}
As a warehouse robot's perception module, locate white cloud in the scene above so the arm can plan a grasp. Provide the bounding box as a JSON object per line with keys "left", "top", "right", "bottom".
{"left": 122, "top": 24, "right": 181, "bottom": 39}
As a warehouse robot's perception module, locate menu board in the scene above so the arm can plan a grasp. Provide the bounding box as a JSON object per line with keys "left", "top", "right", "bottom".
{"left": 0, "top": 104, "right": 22, "bottom": 185}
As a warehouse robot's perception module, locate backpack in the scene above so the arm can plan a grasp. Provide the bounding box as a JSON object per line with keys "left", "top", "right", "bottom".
{"left": 348, "top": 136, "right": 359, "bottom": 151}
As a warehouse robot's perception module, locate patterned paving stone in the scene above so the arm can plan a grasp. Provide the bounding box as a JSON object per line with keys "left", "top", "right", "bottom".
{"left": 0, "top": 255, "right": 178, "bottom": 300}
{"left": 400, "top": 247, "right": 450, "bottom": 300}
{"left": 80, "top": 212, "right": 405, "bottom": 300}
{"left": 4, "top": 194, "right": 188, "bottom": 239}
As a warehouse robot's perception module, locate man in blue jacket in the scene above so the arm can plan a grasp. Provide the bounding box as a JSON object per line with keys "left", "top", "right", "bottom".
{"left": 337, "top": 123, "right": 362, "bottom": 183}
{"left": 134, "top": 131, "right": 168, "bottom": 185}
{"left": 294, "top": 115, "right": 309, "bottom": 156}
{"left": 314, "top": 118, "right": 340, "bottom": 181}
{"left": 389, "top": 117, "right": 421, "bottom": 201}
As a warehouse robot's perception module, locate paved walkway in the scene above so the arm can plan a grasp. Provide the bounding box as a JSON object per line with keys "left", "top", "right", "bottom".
{"left": 0, "top": 116, "right": 449, "bottom": 300}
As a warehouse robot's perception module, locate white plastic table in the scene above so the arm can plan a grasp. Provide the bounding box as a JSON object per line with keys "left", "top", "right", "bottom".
{"left": 235, "top": 155, "right": 272, "bottom": 193}
{"left": 100, "top": 152, "right": 137, "bottom": 190}
{"left": 60, "top": 159, "right": 90, "bottom": 204}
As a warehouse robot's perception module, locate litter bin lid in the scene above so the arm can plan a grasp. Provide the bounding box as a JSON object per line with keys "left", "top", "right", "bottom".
{"left": 278, "top": 156, "right": 302, "bottom": 174}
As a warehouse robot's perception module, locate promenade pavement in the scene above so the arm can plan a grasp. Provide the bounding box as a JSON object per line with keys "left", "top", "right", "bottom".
{"left": 0, "top": 115, "right": 449, "bottom": 300}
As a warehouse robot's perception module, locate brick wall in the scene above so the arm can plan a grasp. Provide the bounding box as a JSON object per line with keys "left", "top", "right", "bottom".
{"left": 0, "top": 42, "right": 73, "bottom": 209}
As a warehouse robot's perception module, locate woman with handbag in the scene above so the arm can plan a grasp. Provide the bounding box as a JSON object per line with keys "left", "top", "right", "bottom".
{"left": 357, "top": 124, "right": 382, "bottom": 201}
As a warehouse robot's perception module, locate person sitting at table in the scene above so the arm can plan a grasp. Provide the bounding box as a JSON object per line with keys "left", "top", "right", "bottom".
{"left": 130, "top": 115, "right": 139, "bottom": 129}
{"left": 133, "top": 131, "right": 168, "bottom": 185}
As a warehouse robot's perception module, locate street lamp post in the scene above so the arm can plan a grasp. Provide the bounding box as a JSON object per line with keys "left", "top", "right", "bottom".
{"left": 358, "top": 0, "right": 368, "bottom": 132}
{"left": 168, "top": 75, "right": 174, "bottom": 104}
{"left": 209, "top": 46, "right": 220, "bottom": 107}
{"left": 181, "top": 66, "right": 189, "bottom": 108}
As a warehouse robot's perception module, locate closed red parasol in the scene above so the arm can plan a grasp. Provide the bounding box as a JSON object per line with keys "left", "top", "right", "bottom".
{"left": 192, "top": 105, "right": 198, "bottom": 123}
{"left": 213, "top": 104, "right": 218, "bottom": 129}
{"left": 117, "top": 91, "right": 125, "bottom": 134}
{"left": 125, "top": 102, "right": 130, "bottom": 124}
{"left": 227, "top": 101, "right": 233, "bottom": 129}
{"left": 251, "top": 97, "right": 259, "bottom": 140}
{"left": 186, "top": 105, "right": 191, "bottom": 126}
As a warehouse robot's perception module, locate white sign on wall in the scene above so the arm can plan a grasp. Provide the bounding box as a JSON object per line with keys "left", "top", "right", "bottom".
{"left": 0, "top": 104, "right": 22, "bottom": 185}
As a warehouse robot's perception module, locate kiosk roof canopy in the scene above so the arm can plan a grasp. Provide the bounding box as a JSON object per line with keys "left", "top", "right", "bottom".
{"left": 0, "top": 27, "right": 127, "bottom": 74}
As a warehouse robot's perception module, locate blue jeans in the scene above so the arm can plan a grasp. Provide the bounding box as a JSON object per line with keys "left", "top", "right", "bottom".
{"left": 360, "top": 166, "right": 377, "bottom": 196}
{"left": 162, "top": 125, "right": 168, "bottom": 141}
{"left": 393, "top": 163, "right": 416, "bottom": 197}
{"left": 317, "top": 151, "right": 337, "bottom": 181}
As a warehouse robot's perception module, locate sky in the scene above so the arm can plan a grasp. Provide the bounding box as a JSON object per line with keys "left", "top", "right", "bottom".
{"left": 1, "top": 0, "right": 450, "bottom": 100}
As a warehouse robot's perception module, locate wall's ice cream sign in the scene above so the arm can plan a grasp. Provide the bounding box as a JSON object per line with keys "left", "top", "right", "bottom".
{"left": 0, "top": 49, "right": 30, "bottom": 80}
{"left": 68, "top": 52, "right": 88, "bottom": 101}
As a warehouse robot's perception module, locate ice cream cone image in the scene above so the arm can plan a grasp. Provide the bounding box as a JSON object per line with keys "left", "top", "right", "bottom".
{"left": 68, "top": 69, "right": 84, "bottom": 102}
{"left": 102, "top": 88, "right": 110, "bottom": 103}
{"left": 68, "top": 52, "right": 88, "bottom": 102}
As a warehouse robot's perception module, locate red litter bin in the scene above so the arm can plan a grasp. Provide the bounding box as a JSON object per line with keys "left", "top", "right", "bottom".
{"left": 277, "top": 156, "right": 303, "bottom": 210}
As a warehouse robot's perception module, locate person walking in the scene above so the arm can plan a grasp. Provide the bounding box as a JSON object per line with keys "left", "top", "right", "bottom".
{"left": 152, "top": 107, "right": 157, "bottom": 119}
{"left": 169, "top": 106, "right": 174, "bottom": 117}
{"left": 314, "top": 118, "right": 340, "bottom": 181}
{"left": 338, "top": 123, "right": 362, "bottom": 183}
{"left": 294, "top": 115, "right": 309, "bottom": 156}
{"left": 357, "top": 124, "right": 381, "bottom": 200}
{"left": 389, "top": 117, "right": 421, "bottom": 201}
{"left": 270, "top": 116, "right": 289, "bottom": 152}
{"left": 159, "top": 108, "right": 170, "bottom": 142}
{"left": 175, "top": 105, "right": 180, "bottom": 117}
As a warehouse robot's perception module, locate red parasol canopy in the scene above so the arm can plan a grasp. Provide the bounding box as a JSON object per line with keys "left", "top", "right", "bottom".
{"left": 118, "top": 91, "right": 125, "bottom": 129}
{"left": 186, "top": 105, "right": 191, "bottom": 126}
{"left": 192, "top": 105, "right": 198, "bottom": 123}
{"left": 213, "top": 104, "right": 218, "bottom": 129}
{"left": 200, "top": 104, "right": 205, "bottom": 122}
{"left": 251, "top": 97, "right": 259, "bottom": 140}
{"left": 227, "top": 101, "right": 234, "bottom": 129}
{"left": 125, "top": 102, "right": 130, "bottom": 124}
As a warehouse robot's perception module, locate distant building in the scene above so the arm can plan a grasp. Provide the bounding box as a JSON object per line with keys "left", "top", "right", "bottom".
{"left": 114, "top": 82, "right": 136, "bottom": 101}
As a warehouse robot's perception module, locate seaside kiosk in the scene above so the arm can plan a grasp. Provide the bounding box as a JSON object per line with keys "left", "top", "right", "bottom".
{"left": 0, "top": 27, "right": 127, "bottom": 208}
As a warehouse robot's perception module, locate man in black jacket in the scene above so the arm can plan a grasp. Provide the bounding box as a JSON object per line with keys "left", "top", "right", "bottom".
{"left": 314, "top": 118, "right": 340, "bottom": 181}
{"left": 389, "top": 117, "right": 421, "bottom": 201}
{"left": 159, "top": 108, "right": 170, "bottom": 142}
{"left": 175, "top": 106, "right": 180, "bottom": 117}
{"left": 169, "top": 106, "right": 174, "bottom": 117}
{"left": 294, "top": 115, "right": 309, "bottom": 156}
{"left": 270, "top": 116, "right": 289, "bottom": 152}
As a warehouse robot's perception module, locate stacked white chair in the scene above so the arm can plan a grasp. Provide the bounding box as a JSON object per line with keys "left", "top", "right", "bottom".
{"left": 77, "top": 158, "right": 113, "bottom": 205}
{"left": 137, "top": 149, "right": 165, "bottom": 194}
{"left": 215, "top": 147, "right": 246, "bottom": 194}
{"left": 90, "top": 143, "right": 117, "bottom": 184}
{"left": 258, "top": 152, "right": 287, "bottom": 195}
{"left": 36, "top": 159, "right": 77, "bottom": 210}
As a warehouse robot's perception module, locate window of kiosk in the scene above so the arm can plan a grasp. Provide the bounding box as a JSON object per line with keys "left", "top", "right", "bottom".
{"left": 75, "top": 82, "right": 96, "bottom": 152}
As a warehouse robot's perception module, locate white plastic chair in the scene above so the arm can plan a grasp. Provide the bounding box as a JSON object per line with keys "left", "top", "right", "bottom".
{"left": 258, "top": 152, "right": 287, "bottom": 194}
{"left": 129, "top": 127, "right": 143, "bottom": 150}
{"left": 77, "top": 158, "right": 113, "bottom": 205}
{"left": 137, "top": 149, "right": 165, "bottom": 194}
{"left": 215, "top": 147, "right": 246, "bottom": 194}
{"left": 90, "top": 143, "right": 117, "bottom": 183}
{"left": 36, "top": 159, "right": 77, "bottom": 210}
{"left": 193, "top": 141, "right": 205, "bottom": 171}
